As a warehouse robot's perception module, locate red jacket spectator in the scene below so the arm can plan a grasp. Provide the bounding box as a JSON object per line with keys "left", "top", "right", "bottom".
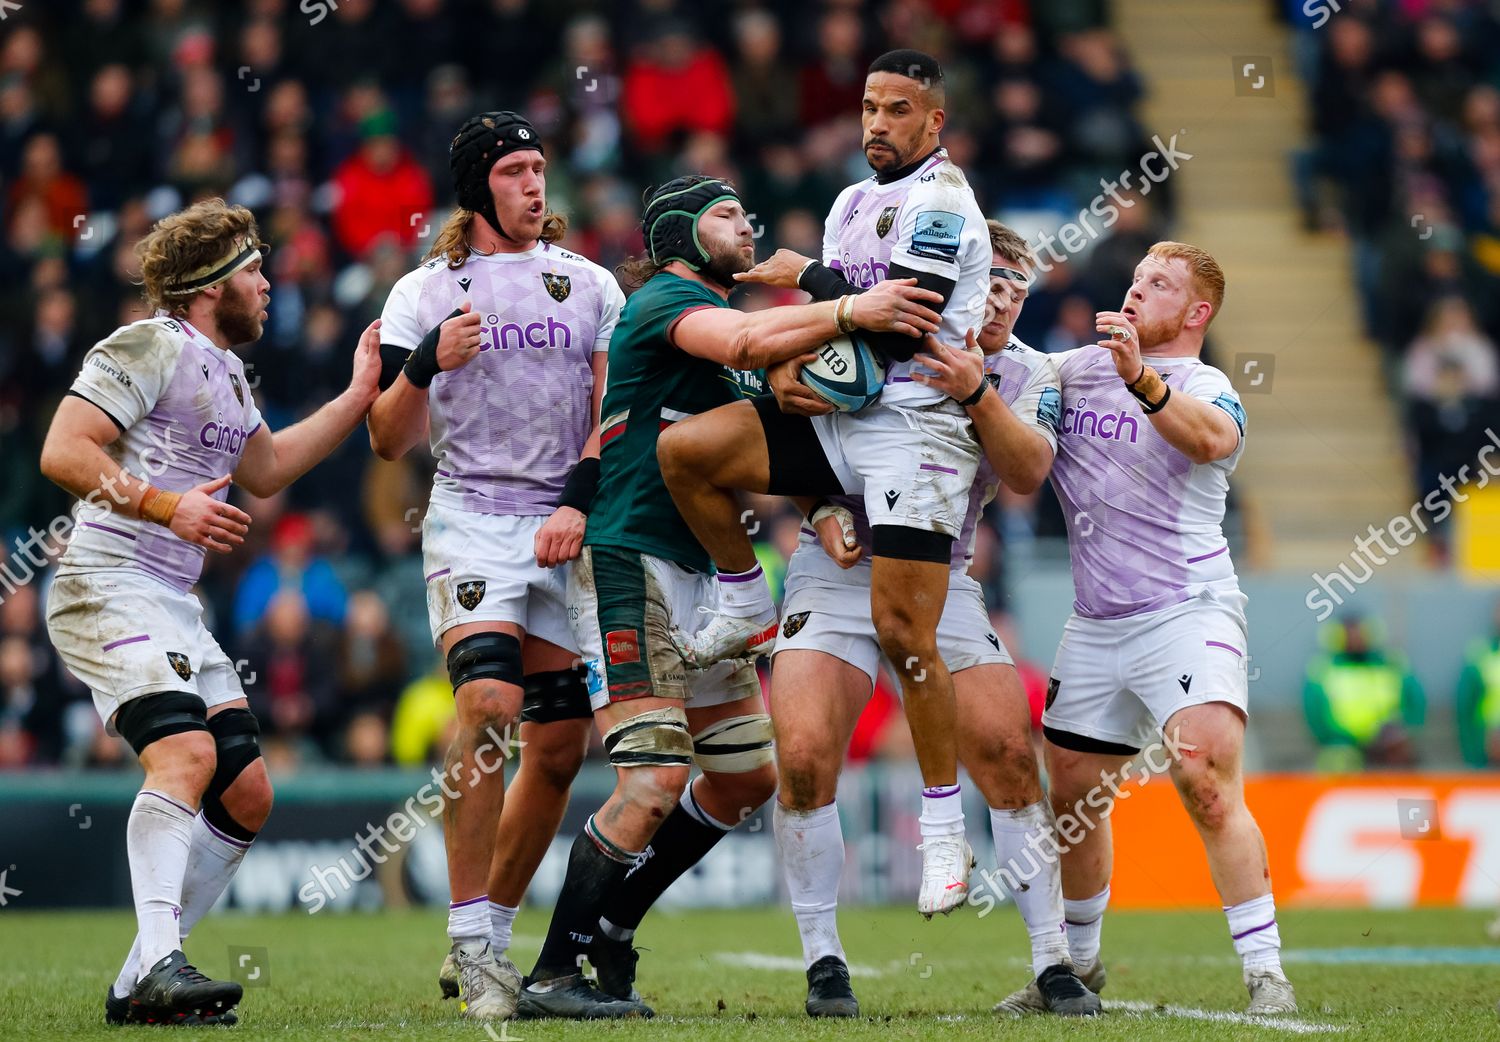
{"left": 6, "top": 133, "right": 87, "bottom": 241}
{"left": 621, "top": 26, "right": 734, "bottom": 154}
{"left": 330, "top": 112, "right": 434, "bottom": 259}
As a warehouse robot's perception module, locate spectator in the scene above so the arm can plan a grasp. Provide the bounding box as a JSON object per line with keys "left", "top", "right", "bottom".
{"left": 6, "top": 134, "right": 88, "bottom": 244}
{"left": 329, "top": 109, "right": 434, "bottom": 260}
{"left": 1457, "top": 601, "right": 1500, "bottom": 768}
{"left": 337, "top": 590, "right": 407, "bottom": 717}
{"left": 239, "top": 589, "right": 341, "bottom": 749}
{"left": 1303, "top": 616, "right": 1425, "bottom": 770}
{"left": 390, "top": 664, "right": 457, "bottom": 767}
{"left": 798, "top": 8, "right": 867, "bottom": 131}
{"left": 1402, "top": 296, "right": 1499, "bottom": 400}
{"left": 729, "top": 9, "right": 798, "bottom": 150}
{"left": 234, "top": 513, "right": 349, "bottom": 636}
{"left": 620, "top": 20, "right": 734, "bottom": 156}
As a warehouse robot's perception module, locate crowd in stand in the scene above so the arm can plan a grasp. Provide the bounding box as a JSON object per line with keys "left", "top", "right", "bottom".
{"left": 0, "top": 0, "right": 1197, "bottom": 767}
{"left": 1286, "top": 0, "right": 1500, "bottom": 556}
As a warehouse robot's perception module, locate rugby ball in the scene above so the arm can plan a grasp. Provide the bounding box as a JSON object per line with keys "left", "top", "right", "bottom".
{"left": 800, "top": 333, "right": 886, "bottom": 412}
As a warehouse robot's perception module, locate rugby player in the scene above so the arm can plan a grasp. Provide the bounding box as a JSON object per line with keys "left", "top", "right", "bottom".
{"left": 657, "top": 49, "right": 992, "bottom": 914}
{"left": 367, "top": 111, "right": 621, "bottom": 1020}
{"left": 41, "top": 198, "right": 382, "bottom": 1025}
{"left": 1022, "top": 242, "right": 1296, "bottom": 1015}
{"left": 515, "top": 175, "right": 945, "bottom": 1019}
{"left": 767, "top": 221, "right": 1096, "bottom": 1017}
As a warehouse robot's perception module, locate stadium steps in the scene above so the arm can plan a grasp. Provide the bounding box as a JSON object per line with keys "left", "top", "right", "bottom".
{"left": 1115, "top": 0, "right": 1415, "bottom": 571}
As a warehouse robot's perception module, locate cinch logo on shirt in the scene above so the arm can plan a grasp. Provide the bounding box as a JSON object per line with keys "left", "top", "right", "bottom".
{"left": 479, "top": 315, "right": 574, "bottom": 352}
{"left": 1061, "top": 396, "right": 1140, "bottom": 443}
{"left": 840, "top": 255, "right": 889, "bottom": 289}
{"left": 200, "top": 421, "right": 250, "bottom": 455}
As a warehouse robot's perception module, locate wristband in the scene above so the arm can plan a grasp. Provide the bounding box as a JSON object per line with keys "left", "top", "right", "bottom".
{"left": 1127, "top": 364, "right": 1170, "bottom": 413}
{"left": 957, "top": 378, "right": 988, "bottom": 408}
{"left": 557, "top": 456, "right": 601, "bottom": 514}
{"left": 799, "top": 260, "right": 856, "bottom": 302}
{"left": 402, "top": 307, "right": 464, "bottom": 389}
{"left": 139, "top": 486, "right": 182, "bottom": 527}
{"left": 835, "top": 295, "right": 858, "bottom": 335}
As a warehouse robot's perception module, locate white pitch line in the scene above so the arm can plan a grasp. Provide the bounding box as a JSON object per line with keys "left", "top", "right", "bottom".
{"left": 713, "top": 952, "right": 893, "bottom": 977}
{"left": 1107, "top": 999, "right": 1345, "bottom": 1034}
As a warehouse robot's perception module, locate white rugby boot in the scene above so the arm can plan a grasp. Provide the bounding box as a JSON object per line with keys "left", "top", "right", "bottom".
{"left": 1245, "top": 968, "right": 1297, "bottom": 1014}
{"left": 672, "top": 608, "right": 778, "bottom": 669}
{"left": 453, "top": 941, "right": 521, "bottom": 1020}
{"left": 916, "top": 833, "right": 975, "bottom": 918}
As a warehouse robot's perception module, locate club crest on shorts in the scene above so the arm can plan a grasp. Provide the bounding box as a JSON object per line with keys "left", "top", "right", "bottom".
{"left": 541, "top": 272, "right": 571, "bottom": 302}
{"left": 1046, "top": 676, "right": 1060, "bottom": 710}
{"left": 166, "top": 652, "right": 193, "bottom": 681}
{"left": 782, "top": 612, "right": 810, "bottom": 638}
{"left": 876, "top": 206, "right": 899, "bottom": 238}
{"left": 606, "top": 629, "right": 640, "bottom": 665}
{"left": 456, "top": 580, "right": 487, "bottom": 611}
{"left": 229, "top": 373, "right": 244, "bottom": 406}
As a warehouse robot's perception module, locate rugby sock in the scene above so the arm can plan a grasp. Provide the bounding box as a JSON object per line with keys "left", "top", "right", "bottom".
{"left": 601, "top": 780, "right": 733, "bottom": 935}
{"left": 126, "top": 790, "right": 196, "bottom": 977}
{"left": 489, "top": 900, "right": 519, "bottom": 954}
{"left": 989, "top": 802, "right": 1070, "bottom": 976}
{"left": 1225, "top": 893, "right": 1283, "bottom": 974}
{"left": 531, "top": 817, "right": 640, "bottom": 982}
{"left": 112, "top": 811, "right": 258, "bottom": 997}
{"left": 919, "top": 783, "right": 965, "bottom": 838}
{"left": 714, "top": 564, "right": 775, "bottom": 620}
{"left": 447, "top": 895, "right": 490, "bottom": 946}
{"left": 774, "top": 801, "right": 847, "bottom": 967}
{"left": 1064, "top": 886, "right": 1110, "bottom": 967}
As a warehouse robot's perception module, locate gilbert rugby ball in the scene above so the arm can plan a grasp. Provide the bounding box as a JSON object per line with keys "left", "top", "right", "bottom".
{"left": 800, "top": 333, "right": 886, "bottom": 412}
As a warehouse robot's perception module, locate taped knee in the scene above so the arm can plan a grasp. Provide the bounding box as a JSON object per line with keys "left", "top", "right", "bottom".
{"left": 520, "top": 666, "right": 592, "bottom": 723}
{"left": 603, "top": 707, "right": 693, "bottom": 768}
{"left": 447, "top": 632, "right": 523, "bottom": 692}
{"left": 692, "top": 713, "right": 775, "bottom": 773}
{"left": 113, "top": 691, "right": 208, "bottom": 756}
{"left": 203, "top": 708, "right": 264, "bottom": 843}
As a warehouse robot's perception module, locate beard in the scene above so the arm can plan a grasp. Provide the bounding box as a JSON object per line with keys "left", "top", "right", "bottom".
{"left": 700, "top": 237, "right": 754, "bottom": 289}
{"left": 215, "top": 286, "right": 264, "bottom": 346}
{"left": 1135, "top": 303, "right": 1188, "bottom": 350}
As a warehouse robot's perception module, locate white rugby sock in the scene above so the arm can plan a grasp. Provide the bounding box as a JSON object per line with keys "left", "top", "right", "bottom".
{"left": 715, "top": 564, "right": 774, "bottom": 619}
{"left": 919, "top": 784, "right": 965, "bottom": 838}
{"left": 1064, "top": 886, "right": 1110, "bottom": 967}
{"left": 489, "top": 900, "right": 518, "bottom": 954}
{"left": 774, "top": 802, "right": 846, "bottom": 967}
{"left": 1225, "top": 893, "right": 1283, "bottom": 974}
{"left": 448, "top": 895, "right": 490, "bottom": 946}
{"left": 111, "top": 812, "right": 255, "bottom": 997}
{"left": 126, "top": 790, "right": 196, "bottom": 977}
{"left": 989, "top": 802, "right": 1070, "bottom": 976}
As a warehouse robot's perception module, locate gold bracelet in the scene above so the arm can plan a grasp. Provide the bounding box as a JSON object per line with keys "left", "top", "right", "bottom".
{"left": 138, "top": 486, "right": 182, "bottom": 527}
{"left": 835, "top": 295, "right": 857, "bottom": 334}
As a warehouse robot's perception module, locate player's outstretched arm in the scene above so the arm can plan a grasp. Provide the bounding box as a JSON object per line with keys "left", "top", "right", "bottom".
{"left": 913, "top": 330, "right": 1054, "bottom": 494}
{"left": 1096, "top": 311, "right": 1240, "bottom": 465}
{"left": 40, "top": 398, "right": 251, "bottom": 553}
{"left": 673, "top": 279, "right": 943, "bottom": 370}
{"left": 235, "top": 319, "right": 383, "bottom": 497}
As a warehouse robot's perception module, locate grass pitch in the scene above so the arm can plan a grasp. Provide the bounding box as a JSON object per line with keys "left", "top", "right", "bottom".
{"left": 3, "top": 904, "right": 1496, "bottom": 1040}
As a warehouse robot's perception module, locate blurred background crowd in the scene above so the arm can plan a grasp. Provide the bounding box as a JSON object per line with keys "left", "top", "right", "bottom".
{"left": 1287, "top": 0, "right": 1500, "bottom": 552}
{"left": 0, "top": 0, "right": 1498, "bottom": 773}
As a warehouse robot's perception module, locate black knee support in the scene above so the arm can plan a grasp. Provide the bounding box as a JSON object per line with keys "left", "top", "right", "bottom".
{"left": 200, "top": 708, "right": 264, "bottom": 843}
{"left": 520, "top": 666, "right": 593, "bottom": 723}
{"left": 447, "top": 631, "right": 524, "bottom": 692}
{"left": 113, "top": 692, "right": 208, "bottom": 756}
